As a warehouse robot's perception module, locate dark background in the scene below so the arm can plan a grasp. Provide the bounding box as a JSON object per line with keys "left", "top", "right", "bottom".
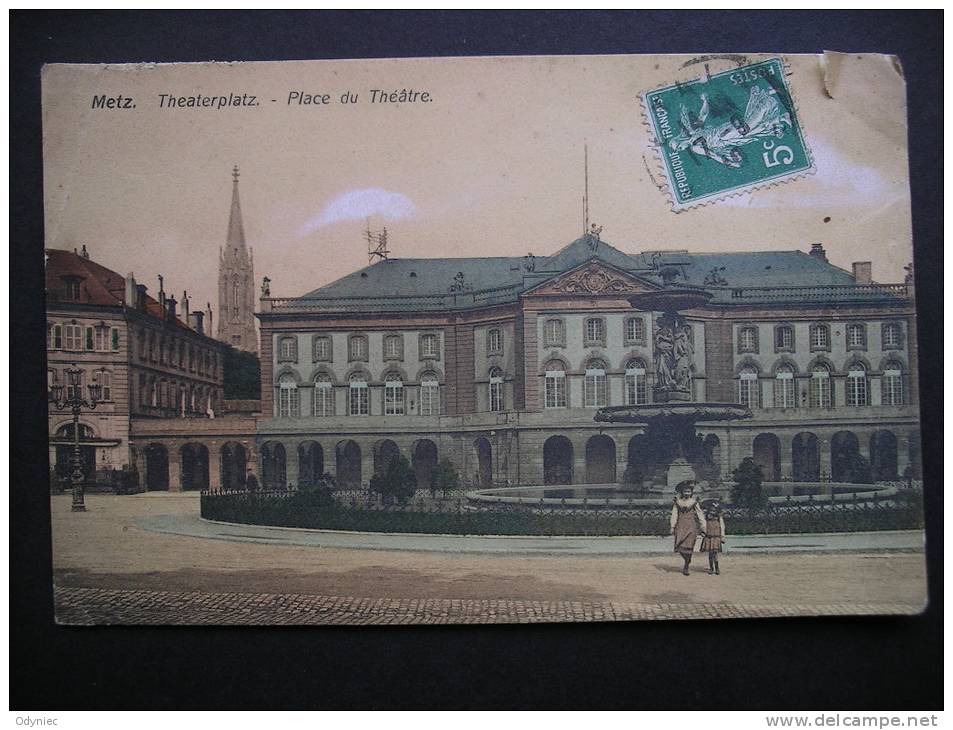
{"left": 10, "top": 10, "right": 942, "bottom": 710}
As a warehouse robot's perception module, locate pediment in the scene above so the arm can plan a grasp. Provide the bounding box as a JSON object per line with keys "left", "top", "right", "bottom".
{"left": 525, "top": 260, "right": 660, "bottom": 297}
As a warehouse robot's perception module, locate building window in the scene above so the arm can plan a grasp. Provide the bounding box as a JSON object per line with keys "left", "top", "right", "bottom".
{"left": 420, "top": 372, "right": 440, "bottom": 416}
{"left": 177, "top": 343, "right": 184, "bottom": 369}
{"left": 277, "top": 374, "right": 300, "bottom": 417}
{"left": 624, "top": 358, "right": 648, "bottom": 405}
{"left": 846, "top": 363, "right": 869, "bottom": 406}
{"left": 420, "top": 333, "right": 440, "bottom": 360}
{"left": 738, "top": 366, "right": 759, "bottom": 408}
{"left": 277, "top": 336, "right": 298, "bottom": 362}
{"left": 94, "top": 370, "right": 112, "bottom": 401}
{"left": 112, "top": 328, "right": 120, "bottom": 351}
{"left": 93, "top": 325, "right": 108, "bottom": 352}
{"left": 773, "top": 364, "right": 796, "bottom": 408}
{"left": 47, "top": 368, "right": 57, "bottom": 389}
{"left": 64, "top": 323, "right": 82, "bottom": 351}
{"left": 312, "top": 374, "right": 334, "bottom": 417}
{"left": 624, "top": 317, "right": 646, "bottom": 345}
{"left": 348, "top": 374, "right": 369, "bottom": 416}
{"left": 883, "top": 362, "right": 904, "bottom": 406}
{"left": 584, "top": 318, "right": 606, "bottom": 347}
{"left": 312, "top": 335, "right": 332, "bottom": 362}
{"left": 544, "top": 361, "right": 567, "bottom": 409}
{"left": 50, "top": 324, "right": 63, "bottom": 350}
{"left": 774, "top": 325, "right": 794, "bottom": 352}
{"left": 583, "top": 359, "right": 608, "bottom": 408}
{"left": 543, "top": 319, "right": 565, "bottom": 347}
{"left": 846, "top": 323, "right": 867, "bottom": 350}
{"left": 384, "top": 372, "right": 405, "bottom": 416}
{"left": 348, "top": 335, "right": 369, "bottom": 362}
{"left": 809, "top": 363, "right": 832, "bottom": 408}
{"left": 383, "top": 334, "right": 403, "bottom": 361}
{"left": 489, "top": 367, "right": 504, "bottom": 412}
{"left": 810, "top": 324, "right": 831, "bottom": 351}
{"left": 738, "top": 326, "right": 758, "bottom": 354}
{"left": 63, "top": 278, "right": 81, "bottom": 300}
{"left": 487, "top": 328, "right": 503, "bottom": 355}
{"left": 882, "top": 322, "right": 903, "bottom": 350}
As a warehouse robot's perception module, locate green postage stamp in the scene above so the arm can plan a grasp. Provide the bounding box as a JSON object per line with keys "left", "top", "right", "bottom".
{"left": 644, "top": 57, "right": 813, "bottom": 210}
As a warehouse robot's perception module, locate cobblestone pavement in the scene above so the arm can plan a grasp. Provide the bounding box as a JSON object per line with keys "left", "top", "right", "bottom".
{"left": 54, "top": 585, "right": 921, "bottom": 625}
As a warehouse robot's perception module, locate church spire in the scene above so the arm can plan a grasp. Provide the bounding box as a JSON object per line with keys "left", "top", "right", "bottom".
{"left": 227, "top": 165, "right": 246, "bottom": 254}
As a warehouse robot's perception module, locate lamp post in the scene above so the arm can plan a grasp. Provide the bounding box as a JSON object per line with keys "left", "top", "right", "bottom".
{"left": 49, "top": 364, "right": 102, "bottom": 512}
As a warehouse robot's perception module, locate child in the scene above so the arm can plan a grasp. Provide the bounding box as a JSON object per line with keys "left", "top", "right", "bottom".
{"left": 699, "top": 498, "right": 726, "bottom": 575}
{"left": 670, "top": 481, "right": 706, "bottom": 576}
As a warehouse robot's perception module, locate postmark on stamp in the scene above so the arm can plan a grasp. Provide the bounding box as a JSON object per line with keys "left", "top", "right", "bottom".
{"left": 643, "top": 57, "right": 813, "bottom": 211}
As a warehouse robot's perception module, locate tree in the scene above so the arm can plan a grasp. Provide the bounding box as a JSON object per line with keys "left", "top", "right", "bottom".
{"left": 430, "top": 458, "right": 460, "bottom": 498}
{"left": 222, "top": 346, "right": 261, "bottom": 400}
{"left": 731, "top": 457, "right": 767, "bottom": 510}
{"left": 369, "top": 455, "right": 417, "bottom": 504}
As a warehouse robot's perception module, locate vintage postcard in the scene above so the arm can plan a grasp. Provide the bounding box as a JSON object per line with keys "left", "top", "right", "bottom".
{"left": 42, "top": 53, "right": 925, "bottom": 625}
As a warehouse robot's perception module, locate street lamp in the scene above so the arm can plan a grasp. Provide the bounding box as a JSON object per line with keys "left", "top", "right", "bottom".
{"left": 49, "top": 363, "right": 102, "bottom": 512}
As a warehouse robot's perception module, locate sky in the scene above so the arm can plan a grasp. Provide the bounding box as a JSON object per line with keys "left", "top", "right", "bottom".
{"left": 42, "top": 53, "right": 912, "bottom": 317}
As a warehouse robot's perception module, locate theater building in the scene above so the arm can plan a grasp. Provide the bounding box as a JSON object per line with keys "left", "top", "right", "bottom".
{"left": 255, "top": 234, "right": 920, "bottom": 491}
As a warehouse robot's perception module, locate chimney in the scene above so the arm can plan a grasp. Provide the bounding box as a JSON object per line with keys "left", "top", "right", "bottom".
{"left": 188, "top": 311, "right": 205, "bottom": 335}
{"left": 124, "top": 273, "right": 138, "bottom": 306}
{"left": 136, "top": 284, "right": 147, "bottom": 311}
{"left": 182, "top": 290, "right": 190, "bottom": 319}
{"left": 205, "top": 302, "right": 213, "bottom": 335}
{"left": 852, "top": 261, "right": 872, "bottom": 285}
{"left": 81, "top": 244, "right": 90, "bottom": 259}
{"left": 166, "top": 295, "right": 177, "bottom": 319}
{"left": 809, "top": 243, "right": 828, "bottom": 262}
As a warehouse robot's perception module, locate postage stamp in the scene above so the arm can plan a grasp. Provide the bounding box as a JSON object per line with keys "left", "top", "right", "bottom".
{"left": 643, "top": 57, "right": 813, "bottom": 210}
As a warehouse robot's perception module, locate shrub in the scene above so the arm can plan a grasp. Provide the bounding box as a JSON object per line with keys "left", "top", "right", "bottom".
{"left": 730, "top": 457, "right": 768, "bottom": 510}
{"left": 430, "top": 458, "right": 460, "bottom": 498}
{"left": 369, "top": 455, "right": 417, "bottom": 504}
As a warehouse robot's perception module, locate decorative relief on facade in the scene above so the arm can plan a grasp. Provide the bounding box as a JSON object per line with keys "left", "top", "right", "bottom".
{"left": 532, "top": 263, "right": 650, "bottom": 296}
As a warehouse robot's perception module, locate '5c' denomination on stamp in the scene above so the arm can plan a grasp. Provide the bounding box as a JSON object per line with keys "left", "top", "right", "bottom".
{"left": 644, "top": 57, "right": 813, "bottom": 211}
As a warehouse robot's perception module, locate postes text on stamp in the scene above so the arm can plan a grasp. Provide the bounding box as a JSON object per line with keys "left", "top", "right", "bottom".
{"left": 644, "top": 58, "right": 813, "bottom": 210}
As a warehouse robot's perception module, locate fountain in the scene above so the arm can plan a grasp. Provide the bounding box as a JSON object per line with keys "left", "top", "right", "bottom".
{"left": 594, "top": 266, "right": 752, "bottom": 495}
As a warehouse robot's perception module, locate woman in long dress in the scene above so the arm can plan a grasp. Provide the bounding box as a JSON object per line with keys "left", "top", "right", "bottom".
{"left": 670, "top": 480, "right": 706, "bottom": 575}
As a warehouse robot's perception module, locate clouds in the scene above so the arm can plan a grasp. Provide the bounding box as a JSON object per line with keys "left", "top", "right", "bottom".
{"left": 723, "top": 137, "right": 908, "bottom": 209}
{"left": 301, "top": 188, "right": 417, "bottom": 234}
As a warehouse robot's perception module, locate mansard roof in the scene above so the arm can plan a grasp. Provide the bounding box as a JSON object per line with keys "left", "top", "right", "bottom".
{"left": 286, "top": 235, "right": 907, "bottom": 312}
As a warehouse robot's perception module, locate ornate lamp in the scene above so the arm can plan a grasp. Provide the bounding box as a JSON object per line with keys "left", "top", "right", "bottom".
{"left": 49, "top": 363, "right": 99, "bottom": 512}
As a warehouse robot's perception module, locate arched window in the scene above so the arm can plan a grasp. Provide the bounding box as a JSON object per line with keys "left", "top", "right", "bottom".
{"left": 150, "top": 379, "right": 158, "bottom": 407}
{"left": 584, "top": 359, "right": 608, "bottom": 408}
{"left": 278, "top": 336, "right": 298, "bottom": 362}
{"left": 624, "top": 358, "right": 648, "bottom": 405}
{"left": 625, "top": 317, "right": 645, "bottom": 344}
{"left": 489, "top": 367, "right": 504, "bottom": 412}
{"left": 810, "top": 324, "right": 830, "bottom": 351}
{"left": 847, "top": 363, "right": 869, "bottom": 406}
{"left": 420, "top": 333, "right": 440, "bottom": 359}
{"left": 544, "top": 360, "right": 567, "bottom": 409}
{"left": 774, "top": 363, "right": 796, "bottom": 408}
{"left": 738, "top": 326, "right": 758, "bottom": 354}
{"left": 738, "top": 366, "right": 759, "bottom": 408}
{"left": 348, "top": 374, "right": 369, "bottom": 416}
{"left": 348, "top": 334, "right": 368, "bottom": 362}
{"left": 312, "top": 335, "right": 332, "bottom": 362}
{"left": 882, "top": 322, "right": 903, "bottom": 349}
{"left": 883, "top": 361, "right": 904, "bottom": 406}
{"left": 487, "top": 329, "right": 503, "bottom": 354}
{"left": 232, "top": 276, "right": 241, "bottom": 317}
{"left": 383, "top": 334, "right": 403, "bottom": 360}
{"left": 384, "top": 372, "right": 404, "bottom": 415}
{"left": 420, "top": 372, "right": 440, "bottom": 416}
{"left": 810, "top": 363, "right": 832, "bottom": 408}
{"left": 277, "top": 374, "right": 300, "bottom": 417}
{"left": 544, "top": 319, "right": 564, "bottom": 347}
{"left": 584, "top": 318, "right": 606, "bottom": 346}
{"left": 313, "top": 374, "right": 334, "bottom": 417}
{"left": 95, "top": 370, "right": 112, "bottom": 402}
